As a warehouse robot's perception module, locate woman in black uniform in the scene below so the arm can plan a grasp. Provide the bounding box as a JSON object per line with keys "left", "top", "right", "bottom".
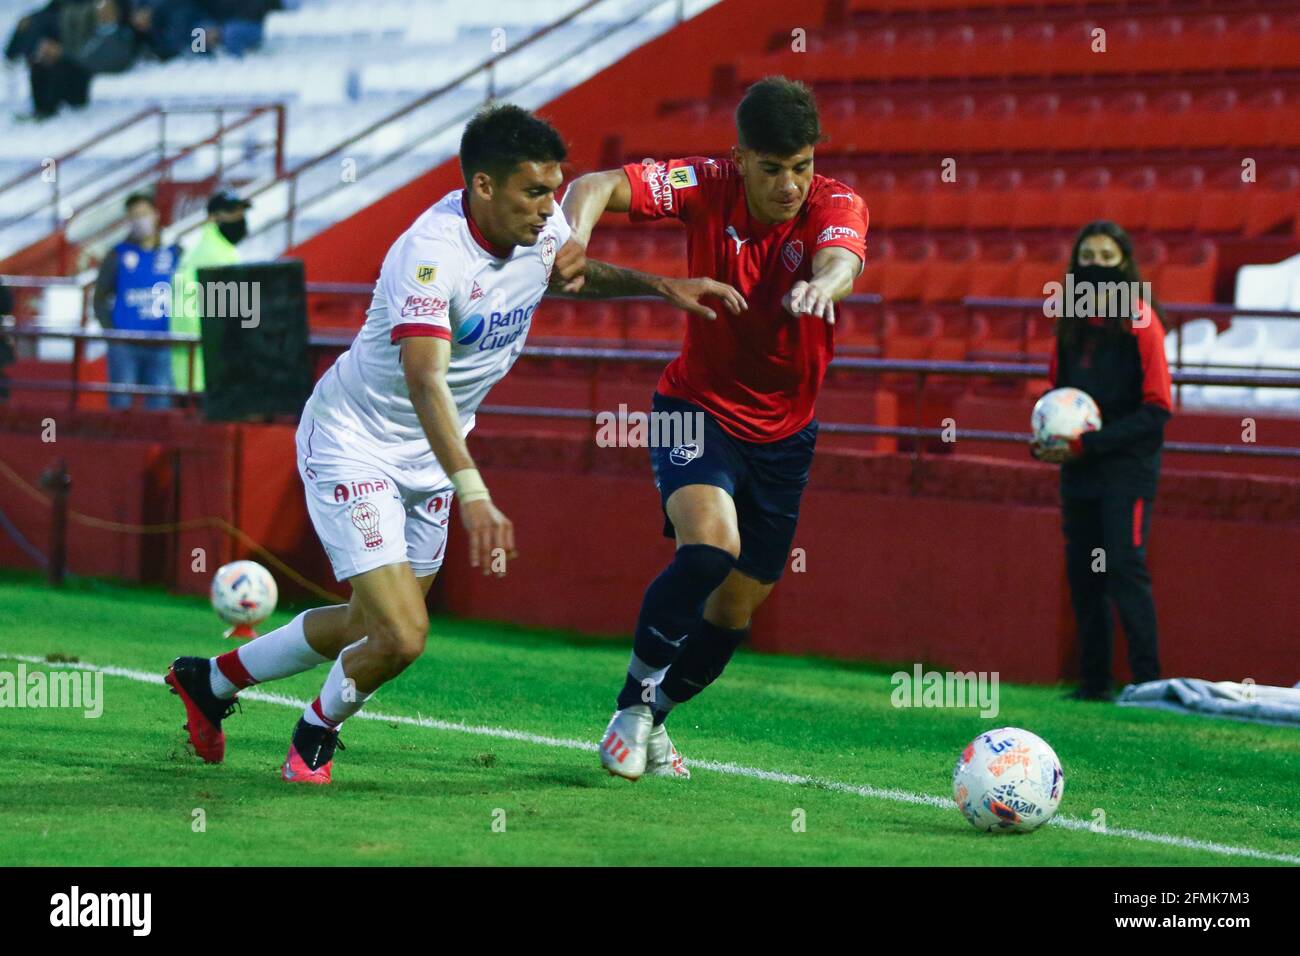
{"left": 1032, "top": 220, "right": 1173, "bottom": 700}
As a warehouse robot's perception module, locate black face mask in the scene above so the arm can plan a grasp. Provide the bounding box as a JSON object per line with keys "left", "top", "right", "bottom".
{"left": 218, "top": 218, "right": 248, "bottom": 245}
{"left": 1072, "top": 263, "right": 1130, "bottom": 320}
{"left": 1074, "top": 263, "right": 1126, "bottom": 287}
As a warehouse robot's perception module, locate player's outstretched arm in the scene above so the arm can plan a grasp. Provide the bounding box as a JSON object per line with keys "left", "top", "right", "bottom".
{"left": 560, "top": 169, "right": 632, "bottom": 247}
{"left": 782, "top": 247, "right": 862, "bottom": 326}
{"left": 552, "top": 257, "right": 746, "bottom": 321}
{"left": 401, "top": 336, "right": 516, "bottom": 576}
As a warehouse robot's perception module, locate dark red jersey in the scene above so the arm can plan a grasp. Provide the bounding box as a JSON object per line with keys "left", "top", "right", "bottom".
{"left": 622, "top": 156, "right": 868, "bottom": 442}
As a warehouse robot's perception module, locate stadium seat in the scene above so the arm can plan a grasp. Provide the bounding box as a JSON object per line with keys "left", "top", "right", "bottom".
{"left": 1244, "top": 166, "right": 1300, "bottom": 237}
{"left": 881, "top": 237, "right": 936, "bottom": 302}
{"left": 1159, "top": 241, "right": 1217, "bottom": 306}
{"left": 1016, "top": 238, "right": 1071, "bottom": 300}
{"left": 925, "top": 237, "right": 980, "bottom": 303}
{"left": 967, "top": 237, "right": 1027, "bottom": 298}
{"left": 1148, "top": 165, "right": 1205, "bottom": 233}
{"left": 1009, "top": 168, "right": 1063, "bottom": 231}
{"left": 969, "top": 168, "right": 1023, "bottom": 230}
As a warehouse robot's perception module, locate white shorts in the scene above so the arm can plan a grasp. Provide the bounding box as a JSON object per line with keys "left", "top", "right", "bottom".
{"left": 296, "top": 413, "right": 455, "bottom": 581}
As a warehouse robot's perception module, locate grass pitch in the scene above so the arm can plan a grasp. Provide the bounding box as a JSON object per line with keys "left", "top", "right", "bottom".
{"left": 0, "top": 573, "right": 1296, "bottom": 866}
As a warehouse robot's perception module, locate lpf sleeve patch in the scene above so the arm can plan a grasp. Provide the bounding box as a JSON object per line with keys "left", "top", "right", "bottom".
{"left": 414, "top": 262, "right": 438, "bottom": 285}
{"left": 668, "top": 166, "right": 698, "bottom": 189}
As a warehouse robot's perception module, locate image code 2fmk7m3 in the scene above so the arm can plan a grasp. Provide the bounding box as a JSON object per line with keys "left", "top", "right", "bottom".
{"left": 0, "top": 0, "right": 1297, "bottom": 912}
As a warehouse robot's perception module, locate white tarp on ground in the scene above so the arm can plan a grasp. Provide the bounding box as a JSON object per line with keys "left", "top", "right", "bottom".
{"left": 1117, "top": 679, "right": 1300, "bottom": 728}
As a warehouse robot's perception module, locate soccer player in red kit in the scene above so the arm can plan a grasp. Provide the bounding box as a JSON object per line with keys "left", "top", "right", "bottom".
{"left": 561, "top": 77, "right": 869, "bottom": 779}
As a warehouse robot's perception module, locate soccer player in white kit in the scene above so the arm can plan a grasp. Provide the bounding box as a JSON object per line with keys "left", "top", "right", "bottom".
{"left": 164, "top": 104, "right": 743, "bottom": 783}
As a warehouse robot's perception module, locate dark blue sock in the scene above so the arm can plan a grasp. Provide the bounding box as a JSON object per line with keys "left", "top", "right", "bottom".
{"left": 653, "top": 620, "right": 750, "bottom": 723}
{"left": 615, "top": 544, "right": 735, "bottom": 711}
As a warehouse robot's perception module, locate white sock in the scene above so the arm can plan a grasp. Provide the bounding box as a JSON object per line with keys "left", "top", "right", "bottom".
{"left": 302, "top": 638, "right": 373, "bottom": 729}
{"left": 210, "top": 610, "right": 330, "bottom": 699}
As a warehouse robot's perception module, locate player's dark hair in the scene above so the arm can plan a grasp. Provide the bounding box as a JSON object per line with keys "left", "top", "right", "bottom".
{"left": 735, "top": 76, "right": 821, "bottom": 156}
{"left": 1057, "top": 219, "right": 1165, "bottom": 350}
{"left": 459, "top": 103, "right": 568, "bottom": 186}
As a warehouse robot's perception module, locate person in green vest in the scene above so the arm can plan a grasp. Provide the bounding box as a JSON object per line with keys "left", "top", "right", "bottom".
{"left": 171, "top": 188, "right": 250, "bottom": 397}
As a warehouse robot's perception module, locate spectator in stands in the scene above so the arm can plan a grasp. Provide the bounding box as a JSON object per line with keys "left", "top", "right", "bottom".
{"left": 129, "top": 0, "right": 203, "bottom": 61}
{"left": 1032, "top": 220, "right": 1173, "bottom": 701}
{"left": 93, "top": 191, "right": 181, "bottom": 410}
{"left": 193, "top": 0, "right": 281, "bottom": 57}
{"left": 7, "top": 0, "right": 137, "bottom": 118}
{"left": 170, "top": 187, "right": 250, "bottom": 400}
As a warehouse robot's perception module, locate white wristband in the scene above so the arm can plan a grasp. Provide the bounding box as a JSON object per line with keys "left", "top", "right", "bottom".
{"left": 450, "top": 468, "right": 490, "bottom": 504}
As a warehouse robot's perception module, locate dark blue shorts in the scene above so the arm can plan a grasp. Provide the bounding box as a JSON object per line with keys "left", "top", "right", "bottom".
{"left": 649, "top": 392, "right": 818, "bottom": 584}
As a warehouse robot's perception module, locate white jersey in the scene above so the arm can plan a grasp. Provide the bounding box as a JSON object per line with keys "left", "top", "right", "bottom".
{"left": 304, "top": 189, "right": 570, "bottom": 463}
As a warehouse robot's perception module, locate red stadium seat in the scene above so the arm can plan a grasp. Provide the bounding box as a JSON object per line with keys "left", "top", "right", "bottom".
{"left": 1132, "top": 235, "right": 1168, "bottom": 286}
{"left": 881, "top": 305, "right": 941, "bottom": 362}
{"left": 568, "top": 302, "right": 623, "bottom": 341}
{"left": 923, "top": 168, "right": 979, "bottom": 230}
{"left": 1195, "top": 166, "right": 1252, "bottom": 234}
{"left": 890, "top": 169, "right": 934, "bottom": 229}
{"left": 1013, "top": 167, "right": 1066, "bottom": 231}
{"left": 1148, "top": 90, "right": 1195, "bottom": 145}
{"left": 1157, "top": 240, "right": 1216, "bottom": 305}
{"left": 967, "top": 237, "right": 1027, "bottom": 298}
{"left": 969, "top": 168, "right": 1023, "bottom": 229}
{"left": 1103, "top": 166, "right": 1157, "bottom": 232}
{"left": 1008, "top": 93, "right": 1061, "bottom": 152}
{"left": 935, "top": 308, "right": 988, "bottom": 361}
{"left": 1148, "top": 165, "right": 1205, "bottom": 233}
{"left": 859, "top": 235, "right": 891, "bottom": 297}
{"left": 857, "top": 170, "right": 897, "bottom": 229}
{"left": 1057, "top": 95, "right": 1103, "bottom": 150}
{"left": 1015, "top": 238, "right": 1070, "bottom": 300}
{"left": 925, "top": 236, "right": 980, "bottom": 303}
{"left": 1260, "top": 11, "right": 1300, "bottom": 69}
{"left": 833, "top": 299, "right": 885, "bottom": 353}
{"left": 1244, "top": 166, "right": 1300, "bottom": 237}
{"left": 881, "top": 237, "right": 936, "bottom": 302}
{"left": 1057, "top": 167, "right": 1111, "bottom": 229}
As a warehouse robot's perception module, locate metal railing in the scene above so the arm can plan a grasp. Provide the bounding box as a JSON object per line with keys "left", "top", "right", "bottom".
{"left": 240, "top": 0, "right": 691, "bottom": 250}
{"left": 2, "top": 323, "right": 1298, "bottom": 465}
{"left": 0, "top": 105, "right": 286, "bottom": 270}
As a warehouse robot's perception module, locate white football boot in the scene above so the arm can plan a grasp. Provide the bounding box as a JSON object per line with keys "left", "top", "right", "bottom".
{"left": 645, "top": 722, "right": 690, "bottom": 779}
{"left": 599, "top": 705, "right": 652, "bottom": 780}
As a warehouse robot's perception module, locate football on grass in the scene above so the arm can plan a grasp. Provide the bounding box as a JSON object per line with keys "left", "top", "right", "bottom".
{"left": 953, "top": 727, "right": 1065, "bottom": 833}
{"left": 211, "top": 560, "right": 278, "bottom": 627}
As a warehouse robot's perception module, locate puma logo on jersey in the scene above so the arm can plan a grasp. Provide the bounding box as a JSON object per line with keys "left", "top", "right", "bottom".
{"left": 725, "top": 225, "right": 748, "bottom": 254}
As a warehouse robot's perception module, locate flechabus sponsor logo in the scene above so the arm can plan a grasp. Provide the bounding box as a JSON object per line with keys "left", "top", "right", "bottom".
{"left": 455, "top": 302, "right": 536, "bottom": 350}
{"left": 816, "top": 225, "right": 860, "bottom": 244}
{"left": 49, "top": 886, "right": 151, "bottom": 936}
{"left": 890, "top": 663, "right": 999, "bottom": 718}
{"left": 399, "top": 295, "right": 448, "bottom": 319}
{"left": 594, "top": 403, "right": 705, "bottom": 453}
{"left": 0, "top": 663, "right": 103, "bottom": 718}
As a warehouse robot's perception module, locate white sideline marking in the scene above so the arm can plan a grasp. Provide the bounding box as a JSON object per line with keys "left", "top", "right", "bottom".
{"left": 4, "top": 653, "right": 1298, "bottom": 866}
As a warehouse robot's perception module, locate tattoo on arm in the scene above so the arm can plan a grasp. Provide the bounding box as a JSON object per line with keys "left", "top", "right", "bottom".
{"left": 556, "top": 259, "right": 663, "bottom": 299}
